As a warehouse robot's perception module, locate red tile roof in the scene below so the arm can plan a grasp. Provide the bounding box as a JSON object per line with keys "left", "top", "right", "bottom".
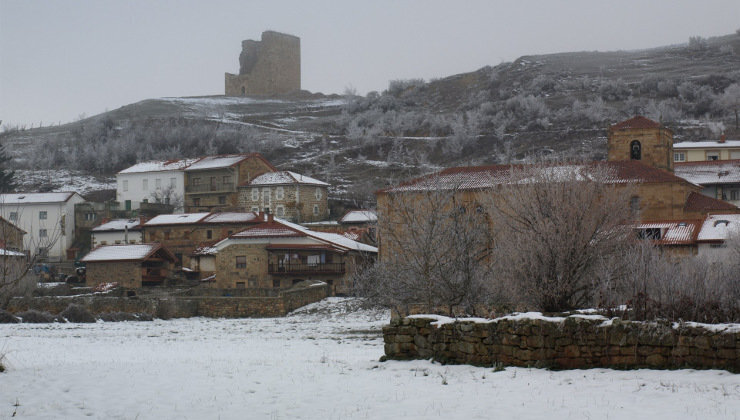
{"left": 684, "top": 192, "right": 740, "bottom": 213}
{"left": 634, "top": 219, "right": 702, "bottom": 245}
{"left": 231, "top": 221, "right": 303, "bottom": 238}
{"left": 610, "top": 116, "right": 662, "bottom": 130}
{"left": 379, "top": 161, "right": 692, "bottom": 193}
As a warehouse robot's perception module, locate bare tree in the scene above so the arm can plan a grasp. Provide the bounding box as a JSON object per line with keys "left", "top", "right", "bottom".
{"left": 485, "top": 163, "right": 635, "bottom": 312}
{"left": 719, "top": 83, "right": 740, "bottom": 130}
{"left": 149, "top": 185, "right": 184, "bottom": 212}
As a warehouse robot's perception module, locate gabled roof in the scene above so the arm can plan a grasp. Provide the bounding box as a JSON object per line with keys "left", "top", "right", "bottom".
{"left": 144, "top": 212, "right": 263, "bottom": 226}
{"left": 379, "top": 161, "right": 692, "bottom": 193}
{"left": 184, "top": 153, "right": 277, "bottom": 172}
{"left": 610, "top": 116, "right": 663, "bottom": 130}
{"left": 0, "top": 216, "right": 26, "bottom": 234}
{"left": 673, "top": 140, "right": 740, "bottom": 149}
{"left": 0, "top": 248, "right": 26, "bottom": 257}
{"left": 245, "top": 171, "right": 329, "bottom": 187}
{"left": 117, "top": 158, "right": 198, "bottom": 174}
{"left": 340, "top": 210, "right": 377, "bottom": 224}
{"left": 92, "top": 219, "right": 142, "bottom": 232}
{"left": 634, "top": 220, "right": 702, "bottom": 245}
{"left": 218, "top": 217, "right": 378, "bottom": 254}
{"left": 0, "top": 192, "right": 83, "bottom": 205}
{"left": 81, "top": 243, "right": 175, "bottom": 263}
{"left": 697, "top": 214, "right": 740, "bottom": 242}
{"left": 684, "top": 192, "right": 739, "bottom": 213}
{"left": 674, "top": 160, "right": 740, "bottom": 185}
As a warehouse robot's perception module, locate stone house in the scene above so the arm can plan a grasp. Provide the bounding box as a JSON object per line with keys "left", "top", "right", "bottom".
{"left": 141, "top": 211, "right": 264, "bottom": 267}
{"left": 184, "top": 153, "right": 276, "bottom": 213}
{"left": 0, "top": 216, "right": 25, "bottom": 251}
{"left": 0, "top": 192, "right": 85, "bottom": 261}
{"left": 376, "top": 116, "right": 740, "bottom": 261}
{"left": 91, "top": 218, "right": 143, "bottom": 248}
{"left": 82, "top": 243, "right": 176, "bottom": 288}
{"left": 199, "top": 216, "right": 376, "bottom": 295}
{"left": 238, "top": 171, "right": 330, "bottom": 222}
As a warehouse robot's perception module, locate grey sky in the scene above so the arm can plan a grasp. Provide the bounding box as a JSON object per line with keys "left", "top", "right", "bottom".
{"left": 1, "top": 0, "right": 739, "bottom": 128}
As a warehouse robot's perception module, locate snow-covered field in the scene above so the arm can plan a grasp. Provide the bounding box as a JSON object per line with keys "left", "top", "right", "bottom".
{"left": 1, "top": 298, "right": 738, "bottom": 420}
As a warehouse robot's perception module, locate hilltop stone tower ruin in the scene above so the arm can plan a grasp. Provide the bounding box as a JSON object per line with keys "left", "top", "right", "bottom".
{"left": 224, "top": 31, "right": 301, "bottom": 96}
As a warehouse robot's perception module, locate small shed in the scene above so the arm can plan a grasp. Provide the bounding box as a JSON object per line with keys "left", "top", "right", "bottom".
{"left": 81, "top": 243, "right": 176, "bottom": 288}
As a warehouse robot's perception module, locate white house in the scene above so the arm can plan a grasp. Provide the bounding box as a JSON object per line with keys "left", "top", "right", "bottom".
{"left": 116, "top": 158, "right": 197, "bottom": 213}
{"left": 90, "top": 218, "right": 143, "bottom": 247}
{"left": 696, "top": 214, "right": 740, "bottom": 260}
{"left": 0, "top": 192, "right": 85, "bottom": 261}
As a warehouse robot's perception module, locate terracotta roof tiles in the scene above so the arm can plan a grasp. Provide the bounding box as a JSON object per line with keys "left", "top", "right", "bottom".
{"left": 684, "top": 191, "right": 739, "bottom": 213}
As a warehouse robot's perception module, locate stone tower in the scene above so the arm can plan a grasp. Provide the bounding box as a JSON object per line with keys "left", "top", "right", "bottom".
{"left": 225, "top": 31, "right": 300, "bottom": 96}
{"left": 607, "top": 116, "right": 674, "bottom": 172}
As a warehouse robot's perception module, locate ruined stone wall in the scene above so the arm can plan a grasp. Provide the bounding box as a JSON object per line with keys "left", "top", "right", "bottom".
{"left": 225, "top": 31, "right": 300, "bottom": 96}
{"left": 86, "top": 261, "right": 141, "bottom": 288}
{"left": 383, "top": 316, "right": 740, "bottom": 372}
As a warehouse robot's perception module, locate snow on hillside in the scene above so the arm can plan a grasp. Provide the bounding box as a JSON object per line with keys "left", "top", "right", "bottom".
{"left": 15, "top": 169, "right": 115, "bottom": 195}
{"left": 1, "top": 298, "right": 738, "bottom": 419}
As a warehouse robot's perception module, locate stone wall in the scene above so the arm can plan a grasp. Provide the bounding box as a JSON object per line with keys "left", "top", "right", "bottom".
{"left": 224, "top": 31, "right": 300, "bottom": 96}
{"left": 383, "top": 316, "right": 740, "bottom": 372}
{"left": 8, "top": 283, "right": 329, "bottom": 319}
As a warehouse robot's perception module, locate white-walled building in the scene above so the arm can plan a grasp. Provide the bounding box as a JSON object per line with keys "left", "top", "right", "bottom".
{"left": 697, "top": 214, "right": 740, "bottom": 260}
{"left": 0, "top": 192, "right": 85, "bottom": 261}
{"left": 116, "top": 159, "right": 197, "bottom": 213}
{"left": 90, "top": 218, "right": 143, "bottom": 247}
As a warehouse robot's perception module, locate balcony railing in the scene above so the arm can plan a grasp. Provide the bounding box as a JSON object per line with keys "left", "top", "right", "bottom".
{"left": 268, "top": 262, "right": 345, "bottom": 275}
{"left": 185, "top": 182, "right": 235, "bottom": 193}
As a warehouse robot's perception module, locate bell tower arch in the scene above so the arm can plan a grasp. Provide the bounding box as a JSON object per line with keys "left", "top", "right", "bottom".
{"left": 608, "top": 116, "right": 674, "bottom": 172}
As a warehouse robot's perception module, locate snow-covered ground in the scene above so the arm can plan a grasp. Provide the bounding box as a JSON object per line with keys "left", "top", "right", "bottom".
{"left": 14, "top": 169, "right": 115, "bottom": 195}
{"left": 1, "top": 298, "right": 738, "bottom": 419}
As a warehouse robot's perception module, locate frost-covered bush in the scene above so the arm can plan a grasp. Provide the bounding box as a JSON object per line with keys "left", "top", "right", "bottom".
{"left": 17, "top": 310, "right": 56, "bottom": 323}
{"left": 0, "top": 309, "right": 19, "bottom": 323}
{"left": 60, "top": 304, "right": 96, "bottom": 323}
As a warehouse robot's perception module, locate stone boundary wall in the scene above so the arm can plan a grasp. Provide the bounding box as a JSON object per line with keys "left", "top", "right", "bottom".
{"left": 383, "top": 316, "right": 740, "bottom": 372}
{"left": 7, "top": 284, "right": 329, "bottom": 319}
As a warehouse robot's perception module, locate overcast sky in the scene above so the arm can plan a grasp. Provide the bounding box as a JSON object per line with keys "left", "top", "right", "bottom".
{"left": 1, "top": 0, "right": 739, "bottom": 128}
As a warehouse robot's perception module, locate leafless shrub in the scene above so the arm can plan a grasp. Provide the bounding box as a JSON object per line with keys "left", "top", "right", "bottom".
{"left": 60, "top": 304, "right": 96, "bottom": 323}
{"left": 0, "top": 309, "right": 19, "bottom": 323}
{"left": 16, "top": 309, "right": 56, "bottom": 323}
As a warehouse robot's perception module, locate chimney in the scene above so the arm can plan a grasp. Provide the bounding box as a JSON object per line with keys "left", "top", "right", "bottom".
{"left": 720, "top": 133, "right": 726, "bottom": 143}
{"left": 258, "top": 211, "right": 264, "bottom": 220}
{"left": 268, "top": 213, "right": 274, "bottom": 222}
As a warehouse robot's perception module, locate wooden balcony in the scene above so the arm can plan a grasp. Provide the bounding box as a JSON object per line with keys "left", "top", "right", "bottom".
{"left": 185, "top": 182, "right": 235, "bottom": 193}
{"left": 268, "top": 262, "right": 345, "bottom": 275}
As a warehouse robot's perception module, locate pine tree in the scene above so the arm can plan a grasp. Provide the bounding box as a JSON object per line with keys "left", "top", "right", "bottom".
{"left": 0, "top": 143, "right": 16, "bottom": 193}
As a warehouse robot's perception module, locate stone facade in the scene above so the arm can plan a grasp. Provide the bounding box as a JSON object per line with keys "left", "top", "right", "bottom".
{"left": 224, "top": 31, "right": 300, "bottom": 96}
{"left": 608, "top": 120, "right": 674, "bottom": 172}
{"left": 86, "top": 261, "right": 143, "bottom": 288}
{"left": 238, "top": 184, "right": 329, "bottom": 222}
{"left": 383, "top": 316, "right": 740, "bottom": 372}
{"left": 184, "top": 155, "right": 275, "bottom": 213}
{"left": 0, "top": 216, "right": 25, "bottom": 250}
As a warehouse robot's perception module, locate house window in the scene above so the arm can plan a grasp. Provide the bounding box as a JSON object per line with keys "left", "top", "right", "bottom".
{"left": 9, "top": 212, "right": 17, "bottom": 221}
{"left": 155, "top": 178, "right": 162, "bottom": 189}
{"left": 276, "top": 205, "right": 285, "bottom": 217}
{"left": 143, "top": 179, "right": 148, "bottom": 191}
{"left": 207, "top": 230, "right": 212, "bottom": 239}
{"left": 276, "top": 187, "right": 284, "bottom": 200}
{"left": 637, "top": 228, "right": 661, "bottom": 240}
{"left": 315, "top": 187, "right": 322, "bottom": 200}
{"left": 236, "top": 282, "right": 246, "bottom": 289}
{"left": 85, "top": 213, "right": 96, "bottom": 221}
{"left": 707, "top": 152, "right": 720, "bottom": 161}
{"left": 39, "top": 229, "right": 48, "bottom": 237}
{"left": 251, "top": 206, "right": 259, "bottom": 212}
{"left": 251, "top": 188, "right": 259, "bottom": 201}
{"left": 248, "top": 276, "right": 257, "bottom": 288}
{"left": 674, "top": 152, "right": 686, "bottom": 162}
{"left": 235, "top": 256, "right": 247, "bottom": 268}
{"left": 273, "top": 278, "right": 281, "bottom": 288}
{"left": 313, "top": 204, "right": 320, "bottom": 216}
{"left": 630, "top": 140, "right": 641, "bottom": 160}
{"left": 263, "top": 189, "right": 271, "bottom": 204}
{"left": 193, "top": 198, "right": 200, "bottom": 207}
{"left": 223, "top": 175, "right": 232, "bottom": 184}
{"left": 710, "top": 243, "right": 728, "bottom": 248}
{"left": 731, "top": 190, "right": 739, "bottom": 201}
{"left": 122, "top": 180, "right": 129, "bottom": 192}
{"left": 39, "top": 211, "right": 47, "bottom": 220}
{"left": 192, "top": 177, "right": 201, "bottom": 185}
{"left": 170, "top": 177, "right": 176, "bottom": 187}
{"left": 218, "top": 196, "right": 226, "bottom": 205}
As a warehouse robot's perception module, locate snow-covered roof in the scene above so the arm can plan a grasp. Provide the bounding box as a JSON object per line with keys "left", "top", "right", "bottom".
{"left": 0, "top": 248, "right": 26, "bottom": 257}
{"left": 220, "top": 217, "right": 377, "bottom": 253}
{"left": 200, "top": 212, "right": 260, "bottom": 224}
{"left": 144, "top": 213, "right": 210, "bottom": 226}
{"left": 92, "top": 219, "right": 142, "bottom": 232}
{"left": 697, "top": 214, "right": 740, "bottom": 242}
{"left": 381, "top": 161, "right": 689, "bottom": 193}
{"left": 673, "top": 140, "right": 740, "bottom": 149}
{"left": 117, "top": 158, "right": 198, "bottom": 174}
{"left": 674, "top": 160, "right": 740, "bottom": 185}
{"left": 81, "top": 243, "right": 164, "bottom": 262}
{"left": 340, "top": 210, "right": 377, "bottom": 224}
{"left": 184, "top": 154, "right": 271, "bottom": 171}
{"left": 0, "top": 192, "right": 81, "bottom": 205}
{"left": 247, "top": 171, "right": 329, "bottom": 186}
{"left": 634, "top": 220, "right": 701, "bottom": 245}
